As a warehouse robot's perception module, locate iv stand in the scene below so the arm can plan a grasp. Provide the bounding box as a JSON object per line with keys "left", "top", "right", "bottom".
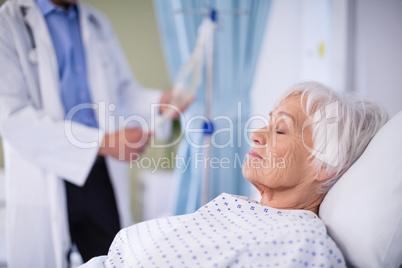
{"left": 201, "top": 9, "right": 216, "bottom": 206}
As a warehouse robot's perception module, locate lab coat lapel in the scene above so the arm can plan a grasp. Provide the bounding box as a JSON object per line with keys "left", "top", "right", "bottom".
{"left": 23, "top": 1, "right": 65, "bottom": 120}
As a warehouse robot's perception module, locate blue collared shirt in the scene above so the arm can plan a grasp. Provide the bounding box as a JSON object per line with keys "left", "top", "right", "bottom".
{"left": 35, "top": 0, "right": 98, "bottom": 128}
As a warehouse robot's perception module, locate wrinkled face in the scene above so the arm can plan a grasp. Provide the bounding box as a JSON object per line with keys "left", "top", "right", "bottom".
{"left": 242, "top": 95, "right": 317, "bottom": 191}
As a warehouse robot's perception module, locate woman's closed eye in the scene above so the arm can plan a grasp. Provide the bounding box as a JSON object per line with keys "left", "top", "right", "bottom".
{"left": 275, "top": 125, "right": 286, "bottom": 134}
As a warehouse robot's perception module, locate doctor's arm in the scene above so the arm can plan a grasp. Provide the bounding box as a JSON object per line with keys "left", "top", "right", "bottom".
{"left": 0, "top": 19, "right": 99, "bottom": 186}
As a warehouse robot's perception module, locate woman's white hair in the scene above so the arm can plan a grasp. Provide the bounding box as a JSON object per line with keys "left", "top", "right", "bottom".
{"left": 276, "top": 81, "right": 389, "bottom": 194}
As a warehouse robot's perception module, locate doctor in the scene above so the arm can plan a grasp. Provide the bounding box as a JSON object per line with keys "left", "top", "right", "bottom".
{"left": 0, "top": 0, "right": 183, "bottom": 267}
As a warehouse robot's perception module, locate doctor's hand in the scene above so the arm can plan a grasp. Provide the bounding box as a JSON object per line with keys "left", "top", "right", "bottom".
{"left": 159, "top": 90, "right": 195, "bottom": 119}
{"left": 98, "top": 127, "right": 151, "bottom": 162}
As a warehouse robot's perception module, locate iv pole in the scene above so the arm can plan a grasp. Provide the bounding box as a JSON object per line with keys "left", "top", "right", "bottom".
{"left": 201, "top": 8, "right": 216, "bottom": 206}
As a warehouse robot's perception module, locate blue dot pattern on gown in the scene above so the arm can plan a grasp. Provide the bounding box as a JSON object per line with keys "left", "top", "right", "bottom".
{"left": 104, "top": 193, "right": 345, "bottom": 268}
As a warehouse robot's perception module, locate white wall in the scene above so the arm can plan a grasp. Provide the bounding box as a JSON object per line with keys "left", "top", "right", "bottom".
{"left": 252, "top": 0, "right": 402, "bottom": 122}
{"left": 354, "top": 0, "right": 402, "bottom": 117}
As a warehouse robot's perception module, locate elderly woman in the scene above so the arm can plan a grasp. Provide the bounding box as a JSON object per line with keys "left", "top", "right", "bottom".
{"left": 83, "top": 81, "right": 388, "bottom": 267}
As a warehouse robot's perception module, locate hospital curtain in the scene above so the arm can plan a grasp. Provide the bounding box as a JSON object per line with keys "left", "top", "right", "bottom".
{"left": 153, "top": 0, "right": 272, "bottom": 215}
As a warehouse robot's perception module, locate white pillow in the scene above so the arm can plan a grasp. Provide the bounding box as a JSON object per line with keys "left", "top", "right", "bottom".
{"left": 319, "top": 111, "right": 402, "bottom": 268}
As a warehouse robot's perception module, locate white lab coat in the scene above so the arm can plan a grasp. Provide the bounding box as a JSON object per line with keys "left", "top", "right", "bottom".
{"left": 0, "top": 0, "right": 165, "bottom": 267}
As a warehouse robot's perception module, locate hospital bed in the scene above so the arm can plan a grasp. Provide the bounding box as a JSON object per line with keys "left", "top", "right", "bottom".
{"left": 82, "top": 111, "right": 402, "bottom": 268}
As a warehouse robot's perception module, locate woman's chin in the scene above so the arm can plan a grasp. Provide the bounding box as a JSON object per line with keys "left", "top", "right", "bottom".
{"left": 242, "top": 165, "right": 256, "bottom": 184}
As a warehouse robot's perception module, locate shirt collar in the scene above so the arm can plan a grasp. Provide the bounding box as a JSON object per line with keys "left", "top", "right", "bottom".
{"left": 35, "top": 0, "right": 77, "bottom": 18}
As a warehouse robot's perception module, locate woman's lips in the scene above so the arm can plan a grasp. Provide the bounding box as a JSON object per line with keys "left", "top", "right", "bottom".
{"left": 248, "top": 150, "right": 263, "bottom": 159}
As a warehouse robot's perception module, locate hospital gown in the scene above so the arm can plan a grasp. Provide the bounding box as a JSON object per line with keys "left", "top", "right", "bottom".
{"left": 105, "top": 193, "right": 345, "bottom": 267}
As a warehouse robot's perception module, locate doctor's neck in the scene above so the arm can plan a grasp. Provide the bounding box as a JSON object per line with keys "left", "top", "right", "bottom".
{"left": 50, "top": 0, "right": 77, "bottom": 10}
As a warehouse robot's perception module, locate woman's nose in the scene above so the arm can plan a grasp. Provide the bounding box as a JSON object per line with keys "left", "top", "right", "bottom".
{"left": 250, "top": 126, "right": 268, "bottom": 146}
